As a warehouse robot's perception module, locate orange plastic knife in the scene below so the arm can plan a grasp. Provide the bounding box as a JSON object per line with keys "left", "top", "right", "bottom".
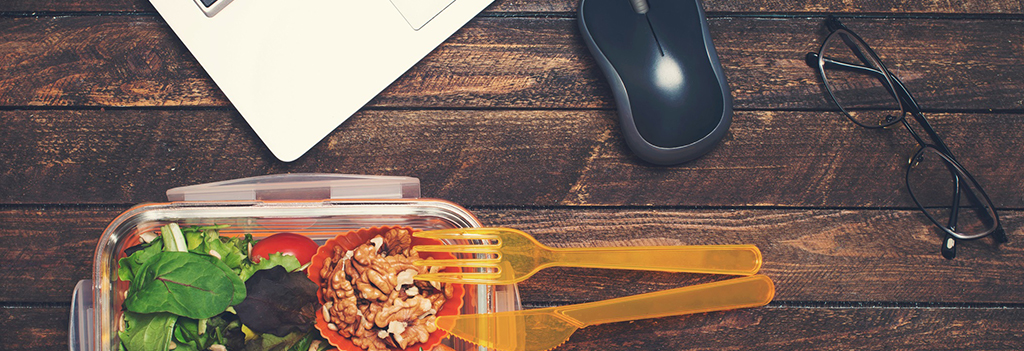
{"left": 435, "top": 275, "right": 775, "bottom": 351}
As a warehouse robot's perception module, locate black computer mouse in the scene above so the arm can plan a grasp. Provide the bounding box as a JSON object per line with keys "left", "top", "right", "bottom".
{"left": 579, "top": 0, "right": 732, "bottom": 165}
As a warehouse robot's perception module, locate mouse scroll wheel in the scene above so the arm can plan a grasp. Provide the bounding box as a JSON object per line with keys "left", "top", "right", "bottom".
{"left": 629, "top": 0, "right": 649, "bottom": 14}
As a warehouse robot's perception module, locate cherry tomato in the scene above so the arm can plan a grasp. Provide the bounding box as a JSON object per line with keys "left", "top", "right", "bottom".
{"left": 250, "top": 232, "right": 319, "bottom": 265}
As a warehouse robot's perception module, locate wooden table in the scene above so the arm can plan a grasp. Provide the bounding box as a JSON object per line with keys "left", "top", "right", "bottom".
{"left": 2, "top": 0, "right": 1023, "bottom": 349}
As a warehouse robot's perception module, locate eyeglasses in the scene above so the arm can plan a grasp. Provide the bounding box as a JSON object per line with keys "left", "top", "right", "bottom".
{"left": 805, "top": 16, "right": 1007, "bottom": 259}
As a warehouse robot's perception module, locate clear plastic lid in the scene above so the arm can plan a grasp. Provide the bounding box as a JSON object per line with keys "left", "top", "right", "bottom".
{"left": 166, "top": 173, "right": 420, "bottom": 201}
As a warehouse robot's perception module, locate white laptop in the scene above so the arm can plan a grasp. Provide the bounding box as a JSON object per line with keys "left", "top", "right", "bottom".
{"left": 149, "top": 0, "right": 494, "bottom": 161}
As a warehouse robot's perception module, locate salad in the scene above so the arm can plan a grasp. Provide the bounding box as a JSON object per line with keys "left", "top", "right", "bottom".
{"left": 117, "top": 224, "right": 327, "bottom": 351}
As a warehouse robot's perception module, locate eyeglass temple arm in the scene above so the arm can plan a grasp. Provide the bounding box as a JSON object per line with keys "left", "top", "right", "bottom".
{"left": 824, "top": 17, "right": 881, "bottom": 81}
{"left": 825, "top": 15, "right": 845, "bottom": 32}
{"left": 942, "top": 159, "right": 1006, "bottom": 243}
{"left": 803, "top": 53, "right": 963, "bottom": 153}
{"left": 939, "top": 166, "right": 1008, "bottom": 259}
{"left": 804, "top": 52, "right": 922, "bottom": 113}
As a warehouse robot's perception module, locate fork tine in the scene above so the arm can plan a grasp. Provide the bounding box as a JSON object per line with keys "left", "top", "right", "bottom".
{"left": 414, "top": 229, "right": 502, "bottom": 241}
{"left": 413, "top": 258, "right": 500, "bottom": 268}
{"left": 414, "top": 271, "right": 503, "bottom": 284}
{"left": 415, "top": 244, "right": 499, "bottom": 254}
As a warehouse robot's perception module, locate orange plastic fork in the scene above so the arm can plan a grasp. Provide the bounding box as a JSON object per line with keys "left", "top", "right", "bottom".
{"left": 412, "top": 228, "right": 762, "bottom": 285}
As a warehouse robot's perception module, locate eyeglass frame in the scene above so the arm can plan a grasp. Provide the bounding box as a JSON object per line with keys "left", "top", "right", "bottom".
{"left": 804, "top": 15, "right": 1007, "bottom": 259}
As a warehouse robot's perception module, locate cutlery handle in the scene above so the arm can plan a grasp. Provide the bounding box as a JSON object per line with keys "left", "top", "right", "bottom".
{"left": 551, "top": 244, "right": 762, "bottom": 275}
{"left": 557, "top": 275, "right": 775, "bottom": 327}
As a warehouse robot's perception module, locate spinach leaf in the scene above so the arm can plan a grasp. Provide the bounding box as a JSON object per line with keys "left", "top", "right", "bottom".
{"left": 247, "top": 329, "right": 327, "bottom": 351}
{"left": 119, "top": 311, "right": 176, "bottom": 351}
{"left": 286, "top": 330, "right": 320, "bottom": 351}
{"left": 244, "top": 330, "right": 308, "bottom": 351}
{"left": 198, "top": 235, "right": 248, "bottom": 272}
{"left": 235, "top": 266, "right": 318, "bottom": 337}
{"left": 119, "top": 225, "right": 253, "bottom": 351}
{"left": 173, "top": 225, "right": 246, "bottom": 304}
{"left": 124, "top": 252, "right": 245, "bottom": 319}
{"left": 239, "top": 252, "right": 302, "bottom": 281}
{"left": 117, "top": 240, "right": 164, "bottom": 282}
{"left": 206, "top": 314, "right": 246, "bottom": 350}
{"left": 172, "top": 318, "right": 206, "bottom": 351}
{"left": 171, "top": 315, "right": 247, "bottom": 351}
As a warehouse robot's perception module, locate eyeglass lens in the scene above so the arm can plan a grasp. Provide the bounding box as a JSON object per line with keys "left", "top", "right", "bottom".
{"left": 819, "top": 30, "right": 903, "bottom": 127}
{"left": 906, "top": 147, "right": 998, "bottom": 239}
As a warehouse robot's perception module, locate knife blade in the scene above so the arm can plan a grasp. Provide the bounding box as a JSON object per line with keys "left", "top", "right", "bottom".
{"left": 435, "top": 275, "right": 775, "bottom": 351}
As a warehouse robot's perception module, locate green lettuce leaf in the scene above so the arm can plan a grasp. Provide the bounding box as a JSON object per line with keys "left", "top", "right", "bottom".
{"left": 244, "top": 330, "right": 307, "bottom": 351}
{"left": 235, "top": 266, "right": 318, "bottom": 337}
{"left": 124, "top": 252, "right": 245, "bottom": 319}
{"left": 119, "top": 311, "right": 176, "bottom": 351}
{"left": 239, "top": 252, "right": 302, "bottom": 281}
{"left": 117, "top": 240, "right": 163, "bottom": 282}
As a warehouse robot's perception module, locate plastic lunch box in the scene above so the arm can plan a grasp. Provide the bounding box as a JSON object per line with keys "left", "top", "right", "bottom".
{"left": 69, "top": 174, "right": 522, "bottom": 351}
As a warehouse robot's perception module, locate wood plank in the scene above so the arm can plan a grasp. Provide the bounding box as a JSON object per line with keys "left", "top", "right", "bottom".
{"left": 0, "top": 16, "right": 223, "bottom": 107}
{"left": 2, "top": 208, "right": 1021, "bottom": 303}
{"left": 0, "top": 209, "right": 109, "bottom": 302}
{"left": 482, "top": 208, "right": 1024, "bottom": 305}
{"left": 4, "top": 306, "right": 1023, "bottom": 351}
{"left": 2, "top": 109, "right": 1022, "bottom": 207}
{"left": 2, "top": 17, "right": 1023, "bottom": 110}
{"left": 0, "top": 307, "right": 70, "bottom": 351}
{"left": 3, "top": 0, "right": 1024, "bottom": 15}
{"left": 559, "top": 307, "right": 1024, "bottom": 351}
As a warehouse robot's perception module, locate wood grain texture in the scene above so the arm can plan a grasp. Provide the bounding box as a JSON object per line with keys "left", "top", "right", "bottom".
{"left": 1, "top": 17, "right": 1022, "bottom": 110}
{"left": 3, "top": 208, "right": 1021, "bottom": 303}
{"left": 0, "top": 307, "right": 70, "bottom": 351}
{"left": 3, "top": 2, "right": 1023, "bottom": 350}
{"left": 0, "top": 209, "right": 109, "bottom": 302}
{"left": 479, "top": 208, "right": 1024, "bottom": 305}
{"left": 3, "top": 0, "right": 1024, "bottom": 14}
{"left": 3, "top": 109, "right": 1022, "bottom": 207}
{"left": 4, "top": 306, "right": 1023, "bottom": 351}
{"left": 0, "top": 16, "right": 223, "bottom": 107}
{"left": 555, "top": 307, "right": 1024, "bottom": 351}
